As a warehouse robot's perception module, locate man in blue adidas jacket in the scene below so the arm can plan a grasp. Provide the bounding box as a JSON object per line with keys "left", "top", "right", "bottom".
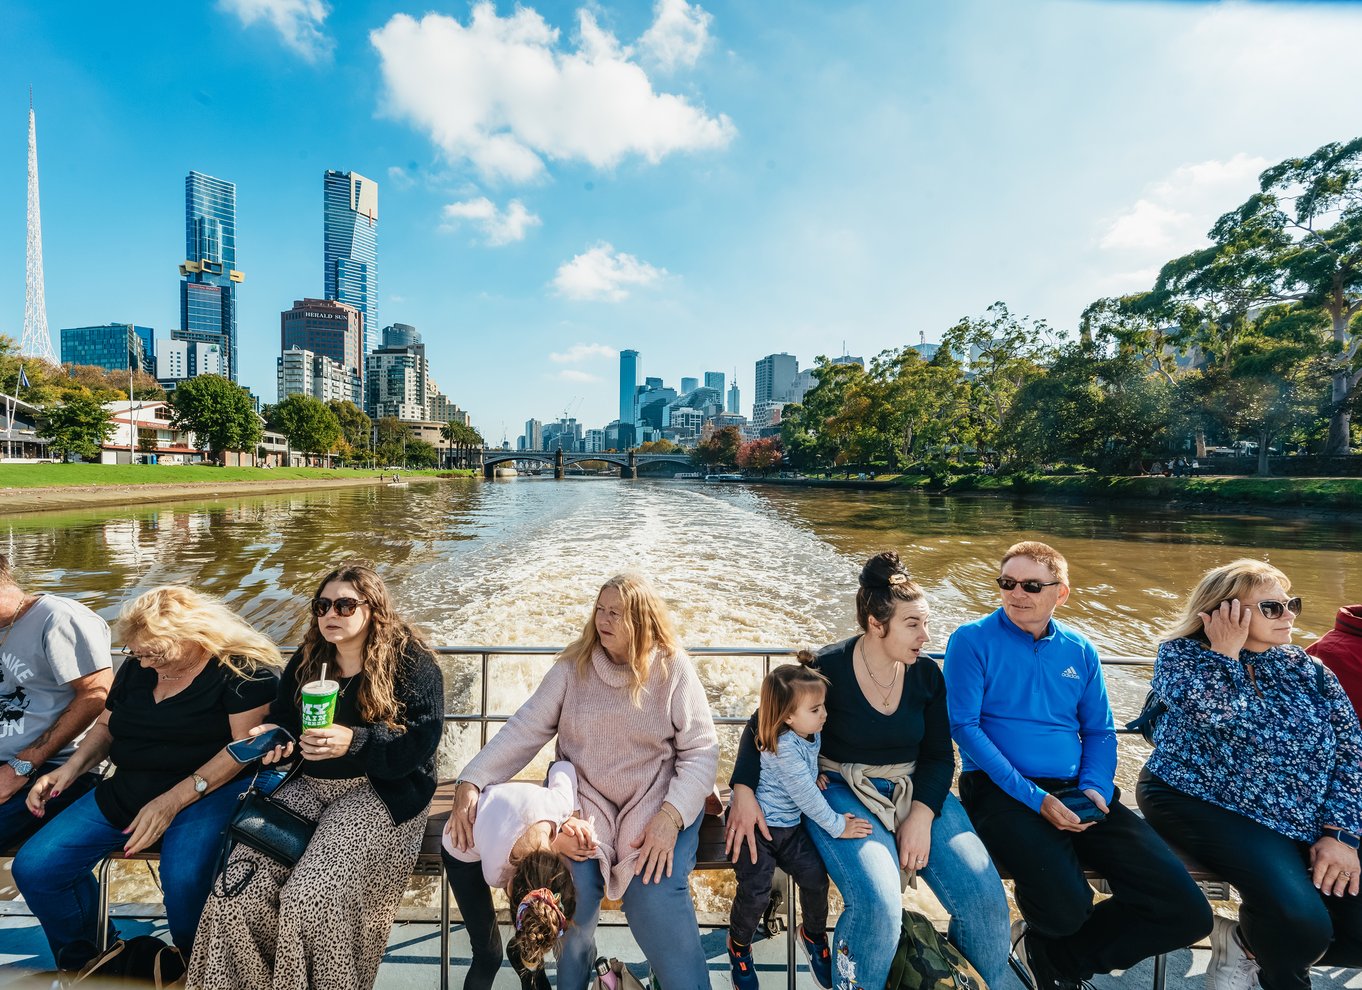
{"left": 944, "top": 541, "right": 1210, "bottom": 990}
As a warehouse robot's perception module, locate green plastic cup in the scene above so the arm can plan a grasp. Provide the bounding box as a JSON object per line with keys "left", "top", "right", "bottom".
{"left": 301, "top": 678, "right": 339, "bottom": 730}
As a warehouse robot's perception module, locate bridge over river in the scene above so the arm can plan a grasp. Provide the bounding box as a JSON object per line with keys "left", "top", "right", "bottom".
{"left": 479, "top": 447, "right": 693, "bottom": 478}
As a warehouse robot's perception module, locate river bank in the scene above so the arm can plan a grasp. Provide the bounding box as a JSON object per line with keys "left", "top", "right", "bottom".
{"left": 744, "top": 472, "right": 1362, "bottom": 514}
{"left": 0, "top": 464, "right": 475, "bottom": 514}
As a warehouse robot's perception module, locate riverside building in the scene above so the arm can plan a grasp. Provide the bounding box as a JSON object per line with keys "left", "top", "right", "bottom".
{"left": 179, "top": 171, "right": 242, "bottom": 381}
{"left": 59, "top": 324, "right": 154, "bottom": 375}
{"left": 324, "top": 170, "right": 379, "bottom": 354}
{"left": 280, "top": 298, "right": 364, "bottom": 403}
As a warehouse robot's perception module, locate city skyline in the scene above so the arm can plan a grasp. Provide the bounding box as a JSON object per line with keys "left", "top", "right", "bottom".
{"left": 4, "top": 2, "right": 1362, "bottom": 436}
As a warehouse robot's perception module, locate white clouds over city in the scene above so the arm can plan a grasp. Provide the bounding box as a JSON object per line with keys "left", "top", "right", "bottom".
{"left": 639, "top": 0, "right": 713, "bottom": 72}
{"left": 369, "top": 3, "right": 735, "bottom": 183}
{"left": 218, "top": 0, "right": 332, "bottom": 60}
{"left": 552, "top": 244, "right": 667, "bottom": 302}
{"left": 440, "top": 197, "right": 542, "bottom": 246}
{"left": 550, "top": 343, "right": 618, "bottom": 363}
{"left": 1099, "top": 153, "right": 1268, "bottom": 257}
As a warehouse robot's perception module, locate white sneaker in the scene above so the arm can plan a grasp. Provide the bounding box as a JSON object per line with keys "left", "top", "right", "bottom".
{"left": 1207, "top": 915, "right": 1260, "bottom": 990}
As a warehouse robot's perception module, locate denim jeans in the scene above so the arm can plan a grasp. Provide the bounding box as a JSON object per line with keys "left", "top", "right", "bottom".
{"left": 805, "top": 773, "right": 1020, "bottom": 990}
{"left": 556, "top": 816, "right": 708, "bottom": 990}
{"left": 0, "top": 764, "right": 100, "bottom": 848}
{"left": 12, "top": 777, "right": 251, "bottom": 968}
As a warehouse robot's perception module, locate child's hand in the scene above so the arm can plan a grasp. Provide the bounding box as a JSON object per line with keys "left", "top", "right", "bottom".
{"left": 816, "top": 773, "right": 829, "bottom": 790}
{"left": 839, "top": 814, "right": 873, "bottom": 839}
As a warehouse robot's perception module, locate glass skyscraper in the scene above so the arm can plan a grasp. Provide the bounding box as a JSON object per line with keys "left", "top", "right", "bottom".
{"left": 619, "top": 349, "right": 640, "bottom": 425}
{"left": 60, "top": 324, "right": 155, "bottom": 374}
{"left": 323, "top": 170, "right": 379, "bottom": 354}
{"left": 179, "top": 171, "right": 242, "bottom": 381}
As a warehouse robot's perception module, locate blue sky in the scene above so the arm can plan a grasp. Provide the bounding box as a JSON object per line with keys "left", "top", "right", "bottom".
{"left": 3, "top": 0, "right": 1361, "bottom": 441}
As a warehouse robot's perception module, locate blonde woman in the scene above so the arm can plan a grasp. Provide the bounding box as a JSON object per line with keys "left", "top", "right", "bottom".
{"left": 1137, "top": 559, "right": 1362, "bottom": 990}
{"left": 16, "top": 587, "right": 281, "bottom": 971}
{"left": 187, "top": 561, "right": 444, "bottom": 990}
{"left": 448, "top": 574, "right": 719, "bottom": 990}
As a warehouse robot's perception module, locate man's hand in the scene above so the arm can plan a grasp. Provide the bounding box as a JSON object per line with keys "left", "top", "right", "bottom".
{"left": 0, "top": 765, "right": 28, "bottom": 805}
{"left": 1040, "top": 794, "right": 1094, "bottom": 833}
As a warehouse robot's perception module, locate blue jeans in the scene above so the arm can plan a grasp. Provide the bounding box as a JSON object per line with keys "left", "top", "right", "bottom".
{"left": 12, "top": 777, "right": 251, "bottom": 967}
{"left": 556, "top": 816, "right": 708, "bottom": 990}
{"left": 0, "top": 764, "right": 100, "bottom": 848}
{"left": 805, "top": 774, "right": 1020, "bottom": 990}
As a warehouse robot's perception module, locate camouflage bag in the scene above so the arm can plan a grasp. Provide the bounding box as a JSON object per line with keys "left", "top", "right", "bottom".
{"left": 886, "top": 909, "right": 987, "bottom": 990}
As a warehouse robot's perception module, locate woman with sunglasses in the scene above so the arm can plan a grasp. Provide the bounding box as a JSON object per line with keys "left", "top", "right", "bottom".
{"left": 1138, "top": 559, "right": 1362, "bottom": 990}
{"left": 15, "top": 587, "right": 280, "bottom": 971}
{"left": 187, "top": 561, "right": 444, "bottom": 990}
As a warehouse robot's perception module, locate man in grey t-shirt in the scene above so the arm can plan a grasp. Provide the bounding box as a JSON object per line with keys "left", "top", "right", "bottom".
{"left": 0, "top": 554, "right": 112, "bottom": 847}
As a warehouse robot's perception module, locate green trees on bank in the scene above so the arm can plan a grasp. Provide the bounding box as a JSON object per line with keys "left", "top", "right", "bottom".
{"left": 780, "top": 137, "right": 1362, "bottom": 477}
{"left": 170, "top": 375, "right": 262, "bottom": 459}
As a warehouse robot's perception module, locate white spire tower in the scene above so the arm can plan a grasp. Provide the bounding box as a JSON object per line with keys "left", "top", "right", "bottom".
{"left": 22, "top": 89, "right": 56, "bottom": 363}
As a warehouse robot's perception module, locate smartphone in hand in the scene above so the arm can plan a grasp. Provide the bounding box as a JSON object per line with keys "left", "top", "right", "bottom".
{"left": 1051, "top": 787, "right": 1107, "bottom": 824}
{"left": 226, "top": 726, "right": 295, "bottom": 763}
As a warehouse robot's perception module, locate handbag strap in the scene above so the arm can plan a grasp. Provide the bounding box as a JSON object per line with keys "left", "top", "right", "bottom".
{"left": 214, "top": 758, "right": 306, "bottom": 898}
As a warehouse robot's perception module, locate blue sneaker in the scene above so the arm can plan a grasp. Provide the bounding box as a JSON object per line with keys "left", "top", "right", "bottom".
{"left": 728, "top": 936, "right": 759, "bottom": 990}
{"left": 799, "top": 926, "right": 833, "bottom": 990}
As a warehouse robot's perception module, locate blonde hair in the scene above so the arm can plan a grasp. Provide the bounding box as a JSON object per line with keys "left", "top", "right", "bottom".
{"left": 1001, "top": 540, "right": 1070, "bottom": 586}
{"left": 294, "top": 561, "right": 427, "bottom": 731}
{"left": 1165, "top": 558, "right": 1291, "bottom": 644}
{"left": 115, "top": 586, "right": 282, "bottom": 678}
{"left": 756, "top": 661, "right": 830, "bottom": 754}
{"left": 559, "top": 574, "right": 683, "bottom": 705}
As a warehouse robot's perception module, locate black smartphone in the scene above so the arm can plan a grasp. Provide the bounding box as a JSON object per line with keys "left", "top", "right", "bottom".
{"left": 1051, "top": 787, "right": 1106, "bottom": 824}
{"left": 226, "top": 727, "right": 295, "bottom": 764}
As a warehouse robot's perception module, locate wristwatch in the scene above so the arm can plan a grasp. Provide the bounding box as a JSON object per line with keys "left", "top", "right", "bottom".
{"left": 1323, "top": 827, "right": 1361, "bottom": 850}
{"left": 6, "top": 759, "right": 35, "bottom": 778}
{"left": 190, "top": 773, "right": 209, "bottom": 795}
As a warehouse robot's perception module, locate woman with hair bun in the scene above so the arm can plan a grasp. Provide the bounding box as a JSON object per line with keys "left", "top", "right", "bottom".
{"left": 17, "top": 586, "right": 281, "bottom": 971}
{"left": 727, "top": 551, "right": 1017, "bottom": 990}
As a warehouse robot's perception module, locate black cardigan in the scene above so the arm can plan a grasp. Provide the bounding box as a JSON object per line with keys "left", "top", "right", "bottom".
{"left": 268, "top": 643, "right": 444, "bottom": 825}
{"left": 729, "top": 635, "right": 956, "bottom": 816}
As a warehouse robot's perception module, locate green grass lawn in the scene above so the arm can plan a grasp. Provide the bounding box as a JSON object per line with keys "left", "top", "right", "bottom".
{"left": 0, "top": 463, "right": 474, "bottom": 488}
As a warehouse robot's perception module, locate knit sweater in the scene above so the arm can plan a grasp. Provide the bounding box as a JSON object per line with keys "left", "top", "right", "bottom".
{"left": 458, "top": 647, "right": 719, "bottom": 900}
{"left": 1306, "top": 605, "right": 1362, "bottom": 721}
{"left": 268, "top": 643, "right": 444, "bottom": 826}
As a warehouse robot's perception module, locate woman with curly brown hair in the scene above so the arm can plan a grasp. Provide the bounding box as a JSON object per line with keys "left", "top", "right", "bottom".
{"left": 187, "top": 561, "right": 445, "bottom": 990}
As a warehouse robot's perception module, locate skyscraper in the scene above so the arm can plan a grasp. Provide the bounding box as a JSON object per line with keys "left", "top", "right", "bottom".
{"left": 726, "top": 378, "right": 741, "bottom": 416}
{"left": 680, "top": 377, "right": 699, "bottom": 395}
{"left": 754, "top": 353, "right": 798, "bottom": 406}
{"left": 324, "top": 170, "right": 379, "bottom": 354}
{"left": 619, "top": 349, "right": 640, "bottom": 425}
{"left": 704, "top": 371, "right": 725, "bottom": 395}
{"left": 179, "top": 171, "right": 242, "bottom": 380}
{"left": 60, "top": 324, "right": 154, "bottom": 374}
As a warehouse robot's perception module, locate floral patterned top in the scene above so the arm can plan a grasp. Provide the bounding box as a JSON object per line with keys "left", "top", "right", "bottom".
{"left": 1146, "top": 637, "right": 1362, "bottom": 842}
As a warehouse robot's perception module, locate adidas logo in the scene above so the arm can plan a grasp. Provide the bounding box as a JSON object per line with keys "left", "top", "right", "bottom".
{"left": 1061, "top": 666, "right": 1080, "bottom": 680}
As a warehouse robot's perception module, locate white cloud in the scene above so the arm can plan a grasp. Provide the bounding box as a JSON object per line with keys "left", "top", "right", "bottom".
{"left": 369, "top": 5, "right": 736, "bottom": 183}
{"left": 1099, "top": 153, "right": 1268, "bottom": 255}
{"left": 440, "top": 197, "right": 542, "bottom": 245}
{"left": 549, "top": 343, "right": 618, "bottom": 363}
{"left": 639, "top": 0, "right": 712, "bottom": 72}
{"left": 218, "top": 0, "right": 332, "bottom": 61}
{"left": 552, "top": 243, "right": 667, "bottom": 302}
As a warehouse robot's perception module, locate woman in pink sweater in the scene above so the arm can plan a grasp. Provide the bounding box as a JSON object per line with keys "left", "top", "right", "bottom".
{"left": 449, "top": 574, "right": 719, "bottom": 990}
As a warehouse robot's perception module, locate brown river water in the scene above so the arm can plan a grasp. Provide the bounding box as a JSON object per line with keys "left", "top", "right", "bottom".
{"left": 3, "top": 478, "right": 1358, "bottom": 915}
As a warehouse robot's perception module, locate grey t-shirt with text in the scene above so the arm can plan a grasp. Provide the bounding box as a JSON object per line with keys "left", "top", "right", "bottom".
{"left": 0, "top": 595, "right": 112, "bottom": 764}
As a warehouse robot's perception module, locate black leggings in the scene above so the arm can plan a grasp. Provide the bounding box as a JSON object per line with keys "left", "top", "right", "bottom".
{"left": 442, "top": 849, "right": 550, "bottom": 990}
{"left": 1138, "top": 768, "right": 1362, "bottom": 990}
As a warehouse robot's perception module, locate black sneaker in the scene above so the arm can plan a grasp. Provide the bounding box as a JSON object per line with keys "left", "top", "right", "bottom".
{"left": 1012, "top": 921, "right": 1090, "bottom": 990}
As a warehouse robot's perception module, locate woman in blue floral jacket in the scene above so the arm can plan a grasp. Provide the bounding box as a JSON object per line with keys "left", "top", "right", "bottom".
{"left": 1137, "top": 559, "right": 1362, "bottom": 990}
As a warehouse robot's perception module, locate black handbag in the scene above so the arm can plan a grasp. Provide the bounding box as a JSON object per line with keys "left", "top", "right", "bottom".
{"left": 70, "top": 935, "right": 186, "bottom": 987}
{"left": 215, "top": 762, "right": 316, "bottom": 896}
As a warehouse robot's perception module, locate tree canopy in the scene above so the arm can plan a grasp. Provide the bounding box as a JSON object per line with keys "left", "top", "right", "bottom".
{"left": 168, "top": 375, "right": 262, "bottom": 458}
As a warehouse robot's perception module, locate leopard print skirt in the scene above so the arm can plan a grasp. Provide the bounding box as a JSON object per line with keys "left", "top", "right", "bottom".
{"left": 186, "top": 774, "right": 428, "bottom": 990}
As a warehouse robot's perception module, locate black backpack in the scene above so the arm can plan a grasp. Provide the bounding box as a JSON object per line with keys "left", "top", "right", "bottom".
{"left": 1127, "top": 659, "right": 1331, "bottom": 745}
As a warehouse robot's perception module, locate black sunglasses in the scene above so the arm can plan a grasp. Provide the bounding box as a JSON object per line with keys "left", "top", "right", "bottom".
{"left": 996, "top": 576, "right": 1061, "bottom": 594}
{"left": 1254, "top": 597, "right": 1302, "bottom": 620}
{"left": 311, "top": 597, "right": 369, "bottom": 618}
